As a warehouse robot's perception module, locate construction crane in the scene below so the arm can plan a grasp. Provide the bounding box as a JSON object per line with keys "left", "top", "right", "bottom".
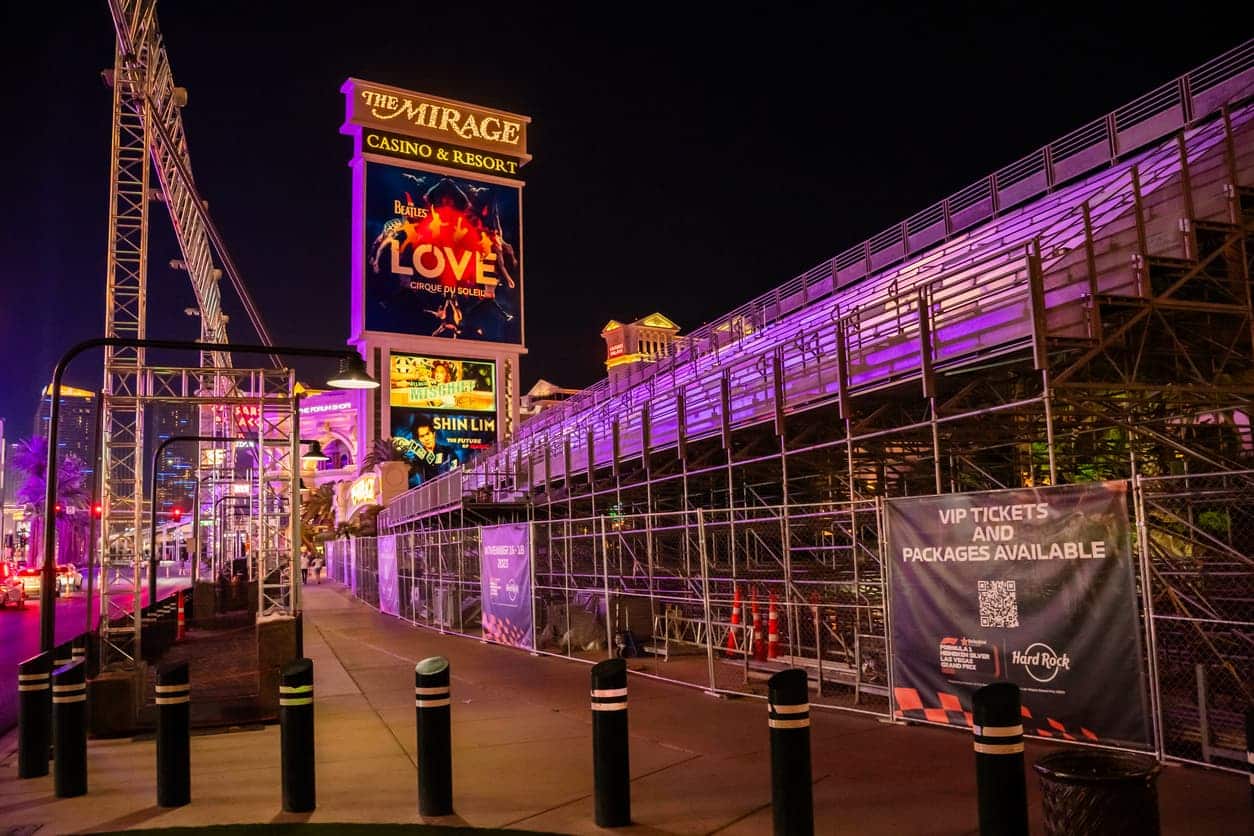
{"left": 99, "top": 0, "right": 282, "bottom": 666}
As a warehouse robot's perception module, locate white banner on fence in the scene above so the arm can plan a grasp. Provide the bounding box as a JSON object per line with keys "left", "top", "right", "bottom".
{"left": 378, "top": 534, "right": 400, "bottom": 616}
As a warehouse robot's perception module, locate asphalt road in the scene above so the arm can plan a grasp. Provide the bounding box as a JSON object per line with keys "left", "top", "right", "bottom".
{"left": 0, "top": 574, "right": 188, "bottom": 735}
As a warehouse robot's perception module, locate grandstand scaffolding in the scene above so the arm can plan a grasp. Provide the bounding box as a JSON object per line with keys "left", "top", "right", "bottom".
{"left": 357, "top": 41, "right": 1254, "bottom": 771}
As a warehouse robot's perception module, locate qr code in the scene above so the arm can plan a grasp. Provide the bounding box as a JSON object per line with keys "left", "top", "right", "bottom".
{"left": 978, "top": 580, "right": 1019, "bottom": 628}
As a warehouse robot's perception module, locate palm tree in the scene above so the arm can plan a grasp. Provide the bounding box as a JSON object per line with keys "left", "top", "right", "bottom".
{"left": 300, "top": 484, "right": 335, "bottom": 550}
{"left": 358, "top": 437, "right": 405, "bottom": 474}
{"left": 13, "top": 436, "right": 90, "bottom": 567}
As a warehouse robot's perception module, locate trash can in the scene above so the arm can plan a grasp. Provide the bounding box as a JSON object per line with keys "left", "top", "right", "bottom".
{"left": 1033, "top": 749, "right": 1162, "bottom": 836}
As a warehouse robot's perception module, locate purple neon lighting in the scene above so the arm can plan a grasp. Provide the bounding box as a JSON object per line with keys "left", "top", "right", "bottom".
{"left": 381, "top": 99, "right": 1253, "bottom": 515}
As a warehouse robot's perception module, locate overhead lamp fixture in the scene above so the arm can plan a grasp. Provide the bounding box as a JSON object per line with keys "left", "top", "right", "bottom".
{"left": 326, "top": 354, "right": 379, "bottom": 389}
{"left": 301, "top": 440, "right": 330, "bottom": 463}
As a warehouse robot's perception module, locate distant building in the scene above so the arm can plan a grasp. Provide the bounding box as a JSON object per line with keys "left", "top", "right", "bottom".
{"left": 151, "top": 402, "right": 198, "bottom": 516}
{"left": 520, "top": 379, "right": 581, "bottom": 421}
{"left": 34, "top": 385, "right": 97, "bottom": 480}
{"left": 1, "top": 422, "right": 18, "bottom": 557}
{"left": 298, "top": 388, "right": 362, "bottom": 488}
{"left": 600, "top": 313, "right": 681, "bottom": 384}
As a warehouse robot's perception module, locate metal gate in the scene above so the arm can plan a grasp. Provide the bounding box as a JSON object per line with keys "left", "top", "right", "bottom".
{"left": 1135, "top": 470, "right": 1254, "bottom": 771}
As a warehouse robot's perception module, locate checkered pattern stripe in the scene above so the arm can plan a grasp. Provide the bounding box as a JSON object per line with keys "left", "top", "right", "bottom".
{"left": 483, "top": 613, "right": 530, "bottom": 648}
{"left": 893, "top": 686, "right": 1099, "bottom": 742}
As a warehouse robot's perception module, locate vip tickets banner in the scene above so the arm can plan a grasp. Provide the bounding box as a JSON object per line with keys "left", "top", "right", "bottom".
{"left": 885, "top": 482, "right": 1151, "bottom": 749}
{"left": 479, "top": 523, "right": 533, "bottom": 649}
{"left": 377, "top": 534, "right": 400, "bottom": 617}
{"left": 364, "top": 162, "right": 522, "bottom": 344}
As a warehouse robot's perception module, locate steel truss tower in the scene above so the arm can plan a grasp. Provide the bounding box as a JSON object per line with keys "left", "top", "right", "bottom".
{"left": 100, "top": 0, "right": 283, "bottom": 667}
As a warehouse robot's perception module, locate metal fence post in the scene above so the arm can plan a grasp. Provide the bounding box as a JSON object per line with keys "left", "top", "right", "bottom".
{"left": 1132, "top": 474, "right": 1166, "bottom": 759}
{"left": 697, "top": 508, "right": 716, "bottom": 693}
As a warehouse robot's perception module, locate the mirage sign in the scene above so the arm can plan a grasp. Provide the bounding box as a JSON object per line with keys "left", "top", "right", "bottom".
{"left": 885, "top": 482, "right": 1151, "bottom": 749}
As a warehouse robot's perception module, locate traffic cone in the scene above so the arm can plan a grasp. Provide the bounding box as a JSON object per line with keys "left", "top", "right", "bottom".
{"left": 752, "top": 588, "right": 767, "bottom": 662}
{"left": 767, "top": 591, "right": 780, "bottom": 660}
{"left": 726, "top": 584, "right": 741, "bottom": 658}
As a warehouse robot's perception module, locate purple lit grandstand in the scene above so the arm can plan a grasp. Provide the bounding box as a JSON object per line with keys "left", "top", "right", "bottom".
{"left": 384, "top": 42, "right": 1254, "bottom": 523}
{"left": 340, "top": 41, "right": 1254, "bottom": 771}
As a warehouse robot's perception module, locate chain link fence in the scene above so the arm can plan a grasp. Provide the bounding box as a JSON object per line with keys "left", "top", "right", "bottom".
{"left": 327, "top": 473, "right": 1254, "bottom": 771}
{"left": 1136, "top": 470, "right": 1254, "bottom": 771}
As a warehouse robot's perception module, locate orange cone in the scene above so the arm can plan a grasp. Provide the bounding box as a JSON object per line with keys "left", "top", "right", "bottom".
{"left": 726, "top": 584, "right": 742, "bottom": 658}
{"left": 752, "top": 588, "right": 767, "bottom": 662}
{"left": 176, "top": 588, "right": 186, "bottom": 641}
{"left": 767, "top": 591, "right": 780, "bottom": 660}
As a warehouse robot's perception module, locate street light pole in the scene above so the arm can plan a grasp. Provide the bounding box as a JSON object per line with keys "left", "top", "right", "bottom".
{"left": 40, "top": 336, "right": 374, "bottom": 653}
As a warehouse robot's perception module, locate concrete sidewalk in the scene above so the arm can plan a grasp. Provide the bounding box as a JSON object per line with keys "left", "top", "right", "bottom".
{"left": 1, "top": 582, "right": 1249, "bottom": 834}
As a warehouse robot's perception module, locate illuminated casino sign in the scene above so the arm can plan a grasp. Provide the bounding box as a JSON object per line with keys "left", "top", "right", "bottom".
{"left": 343, "top": 80, "right": 530, "bottom": 161}
{"left": 343, "top": 79, "right": 530, "bottom": 446}
{"left": 363, "top": 129, "right": 522, "bottom": 179}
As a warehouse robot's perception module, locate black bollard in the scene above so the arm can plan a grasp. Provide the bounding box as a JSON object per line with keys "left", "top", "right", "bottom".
{"left": 280, "top": 658, "right": 315, "bottom": 812}
{"left": 415, "top": 656, "right": 453, "bottom": 817}
{"left": 156, "top": 661, "right": 191, "bottom": 807}
{"left": 53, "top": 638, "right": 74, "bottom": 671}
{"left": 50, "top": 637, "right": 76, "bottom": 756}
{"left": 52, "top": 661, "right": 88, "bottom": 797}
{"left": 18, "top": 652, "right": 52, "bottom": 778}
{"left": 591, "top": 658, "right": 631, "bottom": 828}
{"left": 71, "top": 634, "right": 88, "bottom": 667}
{"left": 768, "top": 668, "right": 813, "bottom": 836}
{"left": 973, "top": 681, "right": 1028, "bottom": 836}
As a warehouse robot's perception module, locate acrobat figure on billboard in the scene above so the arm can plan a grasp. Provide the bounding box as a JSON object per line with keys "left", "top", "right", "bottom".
{"left": 368, "top": 173, "right": 429, "bottom": 273}
{"left": 427, "top": 289, "right": 466, "bottom": 338}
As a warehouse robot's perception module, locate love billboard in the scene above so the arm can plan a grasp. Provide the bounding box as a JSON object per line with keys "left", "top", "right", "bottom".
{"left": 364, "top": 163, "right": 521, "bottom": 345}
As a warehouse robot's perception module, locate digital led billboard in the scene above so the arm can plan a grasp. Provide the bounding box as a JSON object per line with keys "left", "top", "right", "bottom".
{"left": 389, "top": 353, "right": 495, "bottom": 413}
{"left": 390, "top": 352, "right": 498, "bottom": 487}
{"left": 365, "top": 163, "right": 522, "bottom": 344}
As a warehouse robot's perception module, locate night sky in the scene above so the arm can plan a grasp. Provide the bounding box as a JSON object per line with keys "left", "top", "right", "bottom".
{"left": 0, "top": 2, "right": 1244, "bottom": 435}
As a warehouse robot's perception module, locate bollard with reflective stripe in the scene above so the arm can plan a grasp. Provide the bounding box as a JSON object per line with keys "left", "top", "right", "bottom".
{"left": 157, "top": 661, "right": 191, "bottom": 807}
{"left": 71, "top": 634, "right": 88, "bottom": 666}
{"left": 280, "top": 658, "right": 315, "bottom": 812}
{"left": 413, "top": 656, "right": 453, "bottom": 812}
{"left": 18, "top": 652, "right": 52, "bottom": 778}
{"left": 973, "top": 681, "right": 1027, "bottom": 836}
{"left": 768, "top": 668, "right": 813, "bottom": 836}
{"left": 53, "top": 638, "right": 74, "bottom": 671}
{"left": 176, "top": 589, "right": 186, "bottom": 642}
{"left": 415, "top": 656, "right": 453, "bottom": 817}
{"left": 591, "top": 658, "right": 631, "bottom": 828}
{"left": 52, "top": 661, "right": 88, "bottom": 798}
